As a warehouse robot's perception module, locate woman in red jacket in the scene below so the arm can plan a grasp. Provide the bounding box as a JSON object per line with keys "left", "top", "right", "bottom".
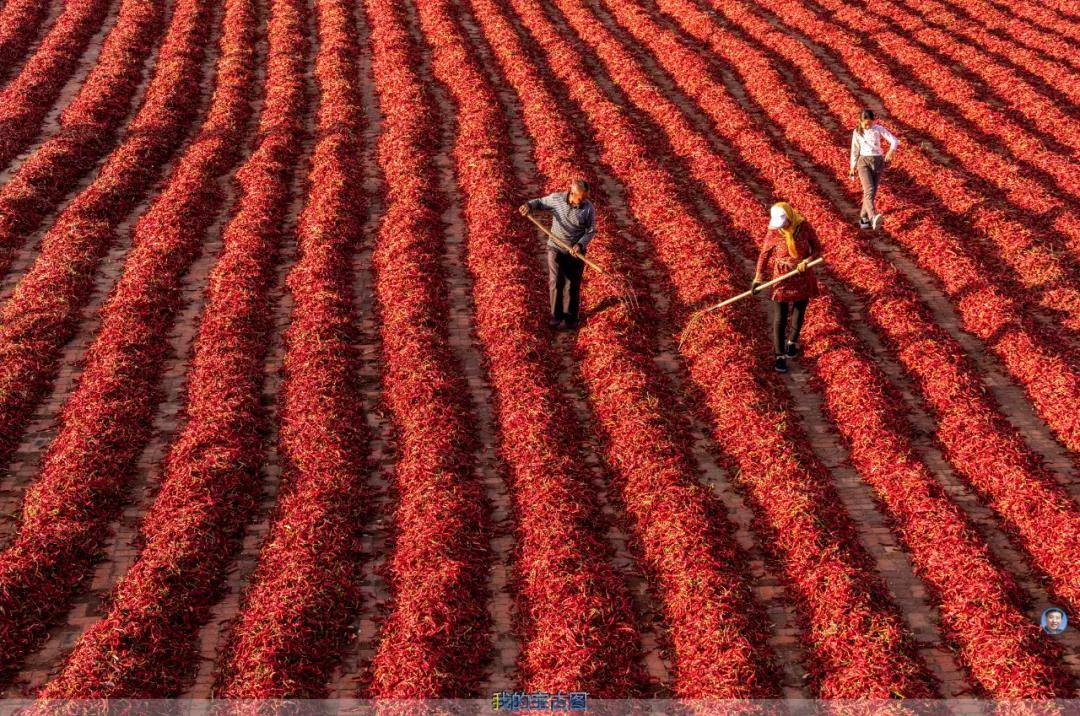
{"left": 751, "top": 202, "right": 820, "bottom": 373}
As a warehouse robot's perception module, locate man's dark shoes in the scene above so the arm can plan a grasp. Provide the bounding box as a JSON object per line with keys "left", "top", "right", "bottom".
{"left": 774, "top": 355, "right": 788, "bottom": 373}
{"left": 549, "top": 317, "right": 563, "bottom": 329}
{"left": 785, "top": 341, "right": 801, "bottom": 358}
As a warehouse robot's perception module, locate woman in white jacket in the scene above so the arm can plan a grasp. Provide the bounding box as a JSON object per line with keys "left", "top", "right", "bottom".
{"left": 849, "top": 109, "right": 899, "bottom": 230}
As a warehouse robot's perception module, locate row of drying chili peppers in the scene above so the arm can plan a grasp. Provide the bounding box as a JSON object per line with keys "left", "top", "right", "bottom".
{"left": 553, "top": 0, "right": 1071, "bottom": 695}
{"left": 465, "top": 0, "right": 777, "bottom": 697}
{"left": 489, "top": 0, "right": 935, "bottom": 697}
{"left": 901, "top": 0, "right": 1080, "bottom": 110}
{"left": 0, "top": 0, "right": 163, "bottom": 285}
{"left": 818, "top": 0, "right": 1079, "bottom": 208}
{"left": 750, "top": 0, "right": 1077, "bottom": 256}
{"left": 666, "top": 0, "right": 1080, "bottom": 451}
{"left": 0, "top": 0, "right": 112, "bottom": 169}
{"left": 397, "top": 0, "right": 646, "bottom": 696}
{"left": 213, "top": 0, "right": 371, "bottom": 697}
{"left": 0, "top": 0, "right": 226, "bottom": 688}
{"left": 40, "top": 0, "right": 303, "bottom": 696}
{"left": 0, "top": 0, "right": 51, "bottom": 84}
{"left": 609, "top": 0, "right": 1080, "bottom": 613}
{"left": 356, "top": 0, "right": 491, "bottom": 697}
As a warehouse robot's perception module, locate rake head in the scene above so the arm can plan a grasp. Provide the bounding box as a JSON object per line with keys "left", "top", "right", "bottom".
{"left": 614, "top": 276, "right": 639, "bottom": 312}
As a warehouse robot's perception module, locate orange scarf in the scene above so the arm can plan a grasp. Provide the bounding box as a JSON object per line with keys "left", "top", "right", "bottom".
{"left": 774, "top": 202, "right": 805, "bottom": 259}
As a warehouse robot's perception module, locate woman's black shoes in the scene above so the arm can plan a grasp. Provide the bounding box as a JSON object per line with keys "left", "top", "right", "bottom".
{"left": 775, "top": 343, "right": 800, "bottom": 371}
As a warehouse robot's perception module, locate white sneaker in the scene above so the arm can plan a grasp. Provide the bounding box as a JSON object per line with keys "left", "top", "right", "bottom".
{"left": 871, "top": 213, "right": 884, "bottom": 230}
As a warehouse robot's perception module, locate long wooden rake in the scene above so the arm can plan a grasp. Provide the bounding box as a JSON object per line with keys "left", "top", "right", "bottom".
{"left": 524, "top": 212, "right": 639, "bottom": 311}
{"left": 678, "top": 257, "right": 824, "bottom": 349}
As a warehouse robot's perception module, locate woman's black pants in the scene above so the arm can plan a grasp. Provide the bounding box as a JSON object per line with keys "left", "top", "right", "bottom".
{"left": 768, "top": 298, "right": 809, "bottom": 355}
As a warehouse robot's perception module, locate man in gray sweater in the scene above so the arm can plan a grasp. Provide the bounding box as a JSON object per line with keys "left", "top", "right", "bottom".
{"left": 519, "top": 178, "right": 596, "bottom": 329}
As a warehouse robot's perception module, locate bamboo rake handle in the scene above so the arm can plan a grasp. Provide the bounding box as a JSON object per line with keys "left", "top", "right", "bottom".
{"left": 522, "top": 211, "right": 638, "bottom": 309}
{"left": 524, "top": 212, "right": 605, "bottom": 274}
{"left": 679, "top": 256, "right": 825, "bottom": 348}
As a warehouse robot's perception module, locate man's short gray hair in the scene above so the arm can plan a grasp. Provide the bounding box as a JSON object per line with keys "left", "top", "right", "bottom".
{"left": 570, "top": 178, "right": 590, "bottom": 193}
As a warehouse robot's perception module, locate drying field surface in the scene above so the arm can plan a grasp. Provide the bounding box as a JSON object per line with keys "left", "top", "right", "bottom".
{"left": 0, "top": 0, "right": 1077, "bottom": 700}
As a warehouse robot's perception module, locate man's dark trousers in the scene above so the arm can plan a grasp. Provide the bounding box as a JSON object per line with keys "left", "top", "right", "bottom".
{"left": 548, "top": 246, "right": 585, "bottom": 323}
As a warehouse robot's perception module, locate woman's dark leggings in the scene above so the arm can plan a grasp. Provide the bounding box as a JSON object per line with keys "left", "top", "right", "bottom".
{"left": 769, "top": 299, "right": 809, "bottom": 355}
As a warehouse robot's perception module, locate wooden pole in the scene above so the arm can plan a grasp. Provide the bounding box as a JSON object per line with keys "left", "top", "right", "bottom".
{"left": 524, "top": 211, "right": 638, "bottom": 310}
{"left": 678, "top": 257, "right": 824, "bottom": 349}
